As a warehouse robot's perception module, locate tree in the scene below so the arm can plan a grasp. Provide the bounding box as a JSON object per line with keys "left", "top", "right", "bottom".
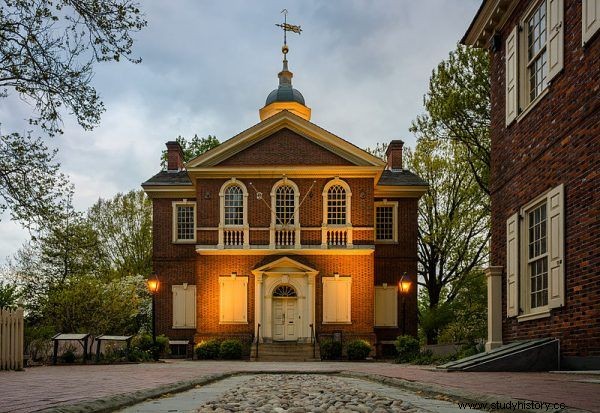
{"left": 410, "top": 45, "right": 490, "bottom": 196}
{"left": 87, "top": 190, "right": 152, "bottom": 278}
{"left": 364, "top": 142, "right": 388, "bottom": 161}
{"left": 160, "top": 135, "right": 220, "bottom": 168}
{"left": 408, "top": 138, "right": 489, "bottom": 344}
{"left": 0, "top": 0, "right": 146, "bottom": 229}
{"left": 0, "top": 281, "right": 20, "bottom": 310}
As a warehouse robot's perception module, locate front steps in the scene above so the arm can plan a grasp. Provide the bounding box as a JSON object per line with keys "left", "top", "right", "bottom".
{"left": 251, "top": 341, "right": 320, "bottom": 361}
{"left": 438, "top": 338, "right": 560, "bottom": 372}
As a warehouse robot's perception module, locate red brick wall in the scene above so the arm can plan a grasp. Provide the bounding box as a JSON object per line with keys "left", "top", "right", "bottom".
{"left": 216, "top": 128, "right": 354, "bottom": 166}
{"left": 490, "top": 0, "right": 600, "bottom": 356}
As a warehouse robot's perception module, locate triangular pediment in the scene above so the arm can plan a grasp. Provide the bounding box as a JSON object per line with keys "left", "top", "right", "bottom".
{"left": 186, "top": 110, "right": 385, "bottom": 168}
{"left": 251, "top": 256, "right": 318, "bottom": 275}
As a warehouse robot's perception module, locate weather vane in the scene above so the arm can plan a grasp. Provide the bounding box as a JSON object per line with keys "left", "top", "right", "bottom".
{"left": 276, "top": 9, "right": 302, "bottom": 56}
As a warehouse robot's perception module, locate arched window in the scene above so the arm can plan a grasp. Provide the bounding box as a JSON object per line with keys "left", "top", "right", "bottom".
{"left": 224, "top": 185, "right": 244, "bottom": 226}
{"left": 327, "top": 184, "right": 347, "bottom": 225}
{"left": 275, "top": 185, "right": 295, "bottom": 225}
{"left": 273, "top": 285, "right": 297, "bottom": 297}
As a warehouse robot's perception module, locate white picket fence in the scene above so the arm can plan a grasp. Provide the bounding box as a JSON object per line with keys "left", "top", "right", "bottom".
{"left": 0, "top": 307, "right": 24, "bottom": 370}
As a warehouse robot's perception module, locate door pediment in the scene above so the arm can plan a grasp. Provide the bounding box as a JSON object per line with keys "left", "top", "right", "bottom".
{"left": 251, "top": 256, "right": 319, "bottom": 277}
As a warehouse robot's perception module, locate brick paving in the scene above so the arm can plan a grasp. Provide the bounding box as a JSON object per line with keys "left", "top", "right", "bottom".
{"left": 0, "top": 361, "right": 598, "bottom": 412}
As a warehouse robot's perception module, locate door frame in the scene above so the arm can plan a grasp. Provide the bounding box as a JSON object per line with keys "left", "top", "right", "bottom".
{"left": 272, "top": 296, "right": 299, "bottom": 341}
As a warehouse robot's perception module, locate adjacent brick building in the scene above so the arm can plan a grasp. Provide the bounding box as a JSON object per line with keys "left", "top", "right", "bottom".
{"left": 142, "top": 48, "right": 427, "bottom": 356}
{"left": 464, "top": 0, "right": 599, "bottom": 369}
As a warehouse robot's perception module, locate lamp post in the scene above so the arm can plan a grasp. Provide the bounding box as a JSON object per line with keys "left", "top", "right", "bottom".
{"left": 147, "top": 274, "right": 160, "bottom": 360}
{"left": 398, "top": 272, "right": 412, "bottom": 336}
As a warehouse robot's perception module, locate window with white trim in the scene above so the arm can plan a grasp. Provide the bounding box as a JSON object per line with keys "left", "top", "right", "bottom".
{"left": 172, "top": 284, "right": 196, "bottom": 328}
{"left": 224, "top": 185, "right": 244, "bottom": 226}
{"left": 375, "top": 201, "right": 398, "bottom": 243}
{"left": 322, "top": 275, "right": 351, "bottom": 323}
{"left": 219, "top": 276, "right": 248, "bottom": 323}
{"left": 505, "top": 0, "right": 563, "bottom": 125}
{"left": 327, "top": 185, "right": 347, "bottom": 225}
{"left": 172, "top": 201, "right": 196, "bottom": 243}
{"left": 275, "top": 185, "right": 295, "bottom": 225}
{"left": 506, "top": 184, "right": 564, "bottom": 319}
{"left": 374, "top": 285, "right": 397, "bottom": 327}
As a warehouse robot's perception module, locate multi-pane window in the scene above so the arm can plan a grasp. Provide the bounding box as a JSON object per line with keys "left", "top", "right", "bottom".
{"left": 376, "top": 206, "right": 394, "bottom": 241}
{"left": 176, "top": 204, "right": 195, "bottom": 241}
{"left": 224, "top": 185, "right": 244, "bottom": 226}
{"left": 528, "top": 203, "right": 548, "bottom": 308}
{"left": 527, "top": 1, "right": 548, "bottom": 102}
{"left": 327, "top": 185, "right": 347, "bottom": 225}
{"left": 275, "top": 185, "right": 295, "bottom": 225}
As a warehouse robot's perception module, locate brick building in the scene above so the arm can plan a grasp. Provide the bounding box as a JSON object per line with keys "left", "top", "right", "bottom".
{"left": 464, "top": 0, "right": 599, "bottom": 369}
{"left": 142, "top": 47, "right": 427, "bottom": 356}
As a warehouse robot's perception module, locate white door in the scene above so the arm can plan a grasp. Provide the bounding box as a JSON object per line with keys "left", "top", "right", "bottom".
{"left": 272, "top": 298, "right": 297, "bottom": 341}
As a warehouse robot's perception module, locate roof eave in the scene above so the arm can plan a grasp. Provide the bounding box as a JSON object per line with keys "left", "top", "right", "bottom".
{"left": 461, "top": 0, "right": 518, "bottom": 47}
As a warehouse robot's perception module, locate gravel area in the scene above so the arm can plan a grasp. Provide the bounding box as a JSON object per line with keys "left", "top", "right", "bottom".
{"left": 198, "top": 374, "right": 410, "bottom": 412}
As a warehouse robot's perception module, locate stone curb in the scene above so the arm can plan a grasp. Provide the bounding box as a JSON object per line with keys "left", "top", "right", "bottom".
{"left": 38, "top": 369, "right": 589, "bottom": 413}
{"left": 340, "top": 371, "right": 589, "bottom": 413}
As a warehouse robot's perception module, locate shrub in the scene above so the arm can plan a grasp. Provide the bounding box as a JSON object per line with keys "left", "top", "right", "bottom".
{"left": 395, "top": 335, "right": 420, "bottom": 363}
{"left": 195, "top": 339, "right": 221, "bottom": 360}
{"left": 61, "top": 343, "right": 78, "bottom": 363}
{"left": 319, "top": 338, "right": 342, "bottom": 360}
{"left": 131, "top": 333, "right": 170, "bottom": 359}
{"left": 346, "top": 339, "right": 372, "bottom": 360}
{"left": 219, "top": 339, "right": 243, "bottom": 360}
{"left": 411, "top": 349, "right": 435, "bottom": 365}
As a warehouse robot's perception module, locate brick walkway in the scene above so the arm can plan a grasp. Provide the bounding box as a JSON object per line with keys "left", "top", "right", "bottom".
{"left": 0, "top": 361, "right": 598, "bottom": 412}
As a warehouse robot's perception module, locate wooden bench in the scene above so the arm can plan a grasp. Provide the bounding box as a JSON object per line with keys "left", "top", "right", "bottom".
{"left": 94, "top": 335, "right": 133, "bottom": 361}
{"left": 52, "top": 333, "right": 90, "bottom": 364}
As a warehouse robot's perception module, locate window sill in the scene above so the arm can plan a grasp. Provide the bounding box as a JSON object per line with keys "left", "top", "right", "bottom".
{"left": 374, "top": 325, "right": 398, "bottom": 328}
{"left": 375, "top": 240, "right": 398, "bottom": 244}
{"left": 517, "top": 310, "right": 551, "bottom": 322}
{"left": 219, "top": 321, "right": 248, "bottom": 325}
{"left": 322, "top": 321, "right": 352, "bottom": 325}
{"left": 172, "top": 326, "right": 196, "bottom": 329}
{"left": 515, "top": 87, "right": 549, "bottom": 125}
{"left": 173, "top": 239, "right": 197, "bottom": 244}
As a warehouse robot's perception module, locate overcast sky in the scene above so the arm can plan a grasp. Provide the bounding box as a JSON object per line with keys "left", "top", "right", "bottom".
{"left": 0, "top": 0, "right": 480, "bottom": 265}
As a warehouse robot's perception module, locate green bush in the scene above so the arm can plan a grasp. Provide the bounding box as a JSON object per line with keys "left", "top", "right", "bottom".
{"left": 395, "top": 335, "right": 420, "bottom": 363}
{"left": 319, "top": 338, "right": 342, "bottom": 360}
{"left": 411, "top": 349, "right": 435, "bottom": 365}
{"left": 219, "top": 339, "right": 243, "bottom": 360}
{"left": 346, "top": 339, "right": 372, "bottom": 360}
{"left": 61, "top": 343, "right": 78, "bottom": 363}
{"left": 195, "top": 339, "right": 221, "bottom": 360}
{"left": 131, "top": 333, "right": 170, "bottom": 359}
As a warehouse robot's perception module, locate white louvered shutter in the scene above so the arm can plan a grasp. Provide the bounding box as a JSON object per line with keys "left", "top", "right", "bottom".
{"left": 547, "top": 184, "right": 565, "bottom": 309}
{"left": 172, "top": 285, "right": 185, "bottom": 327}
{"left": 234, "top": 279, "right": 248, "bottom": 322}
{"left": 583, "top": 0, "right": 600, "bottom": 45}
{"left": 184, "top": 285, "right": 196, "bottom": 328}
{"left": 375, "top": 286, "right": 397, "bottom": 327}
{"left": 336, "top": 279, "right": 351, "bottom": 323}
{"left": 506, "top": 213, "right": 520, "bottom": 317}
{"left": 322, "top": 280, "right": 336, "bottom": 323}
{"left": 547, "top": 0, "right": 564, "bottom": 82}
{"left": 505, "top": 26, "right": 519, "bottom": 125}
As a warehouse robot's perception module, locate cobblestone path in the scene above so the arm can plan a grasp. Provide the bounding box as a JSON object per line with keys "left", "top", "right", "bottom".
{"left": 121, "top": 374, "right": 486, "bottom": 413}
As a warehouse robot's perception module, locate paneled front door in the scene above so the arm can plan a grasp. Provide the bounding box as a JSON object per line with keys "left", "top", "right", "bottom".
{"left": 272, "top": 298, "right": 298, "bottom": 341}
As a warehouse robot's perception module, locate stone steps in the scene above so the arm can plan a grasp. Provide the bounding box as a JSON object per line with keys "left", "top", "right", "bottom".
{"left": 251, "top": 342, "right": 320, "bottom": 361}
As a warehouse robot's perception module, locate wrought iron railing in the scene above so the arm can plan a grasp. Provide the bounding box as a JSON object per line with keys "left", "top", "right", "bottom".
{"left": 255, "top": 323, "right": 261, "bottom": 359}
{"left": 309, "top": 323, "right": 316, "bottom": 359}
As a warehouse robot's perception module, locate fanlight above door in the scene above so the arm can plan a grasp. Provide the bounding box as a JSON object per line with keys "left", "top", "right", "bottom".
{"left": 273, "top": 285, "right": 297, "bottom": 297}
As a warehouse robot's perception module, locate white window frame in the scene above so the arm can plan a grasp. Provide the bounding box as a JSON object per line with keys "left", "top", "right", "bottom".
{"left": 218, "top": 178, "right": 249, "bottom": 248}
{"left": 374, "top": 284, "right": 398, "bottom": 327}
{"left": 322, "top": 274, "right": 352, "bottom": 324}
{"left": 322, "top": 178, "right": 352, "bottom": 227}
{"left": 374, "top": 200, "right": 398, "bottom": 243}
{"left": 172, "top": 200, "right": 197, "bottom": 243}
{"left": 270, "top": 178, "right": 301, "bottom": 248}
{"left": 506, "top": 0, "right": 563, "bottom": 125}
{"left": 172, "top": 283, "right": 196, "bottom": 329}
{"left": 219, "top": 275, "right": 248, "bottom": 324}
{"left": 582, "top": 0, "right": 600, "bottom": 46}
{"left": 514, "top": 184, "right": 564, "bottom": 322}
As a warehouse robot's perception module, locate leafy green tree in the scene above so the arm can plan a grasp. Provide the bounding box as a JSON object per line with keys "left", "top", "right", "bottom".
{"left": 87, "top": 190, "right": 152, "bottom": 278}
{"left": 0, "top": 281, "right": 20, "bottom": 310}
{"left": 0, "top": 0, "right": 146, "bottom": 229}
{"left": 411, "top": 45, "right": 490, "bottom": 196}
{"left": 40, "top": 275, "right": 148, "bottom": 335}
{"left": 408, "top": 139, "right": 489, "bottom": 344}
{"left": 160, "top": 135, "right": 220, "bottom": 168}
{"left": 364, "top": 142, "right": 388, "bottom": 161}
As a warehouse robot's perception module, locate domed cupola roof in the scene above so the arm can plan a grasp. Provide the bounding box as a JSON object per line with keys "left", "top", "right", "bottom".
{"left": 259, "top": 43, "right": 311, "bottom": 121}
{"left": 265, "top": 57, "right": 306, "bottom": 106}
